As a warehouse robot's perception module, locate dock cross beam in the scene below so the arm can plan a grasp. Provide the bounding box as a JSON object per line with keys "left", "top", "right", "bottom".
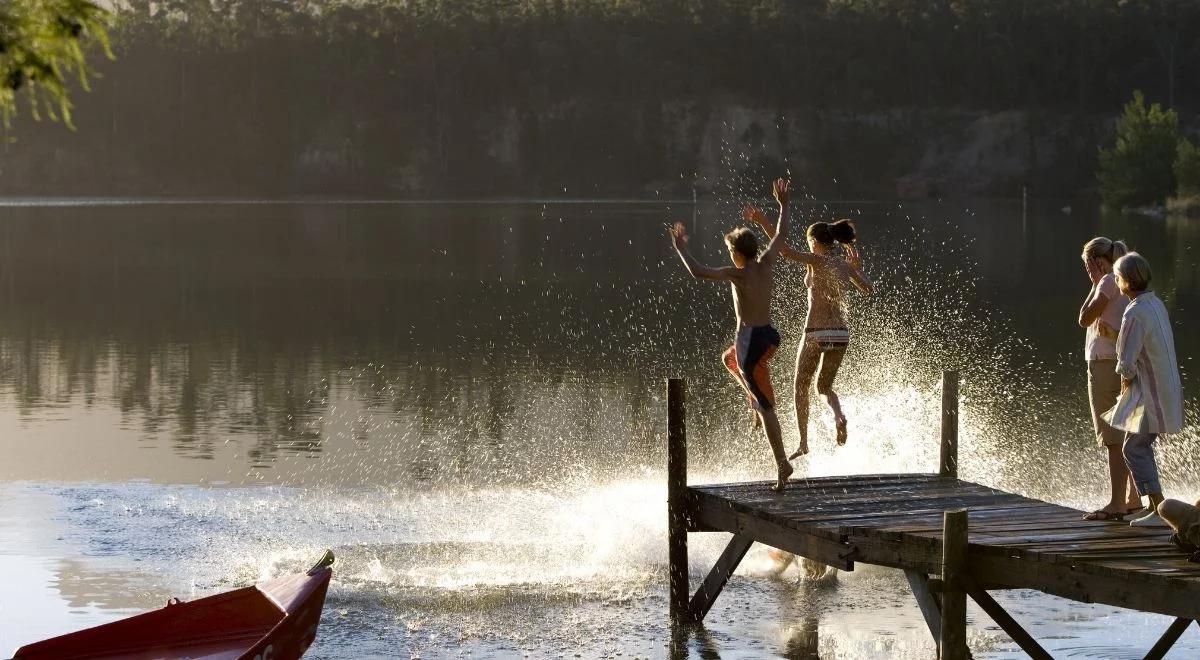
{"left": 664, "top": 374, "right": 1200, "bottom": 658}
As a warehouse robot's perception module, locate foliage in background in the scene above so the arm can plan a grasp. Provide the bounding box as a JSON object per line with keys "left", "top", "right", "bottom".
{"left": 1097, "top": 92, "right": 1180, "bottom": 208}
{"left": 1174, "top": 138, "right": 1200, "bottom": 198}
{"left": 0, "top": 0, "right": 111, "bottom": 126}
{"left": 4, "top": 0, "right": 1200, "bottom": 196}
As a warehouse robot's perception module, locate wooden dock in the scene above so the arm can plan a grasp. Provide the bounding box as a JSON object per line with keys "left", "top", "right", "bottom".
{"left": 666, "top": 375, "right": 1200, "bottom": 659}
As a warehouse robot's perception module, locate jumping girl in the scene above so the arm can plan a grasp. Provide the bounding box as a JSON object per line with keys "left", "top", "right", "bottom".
{"left": 745, "top": 208, "right": 872, "bottom": 457}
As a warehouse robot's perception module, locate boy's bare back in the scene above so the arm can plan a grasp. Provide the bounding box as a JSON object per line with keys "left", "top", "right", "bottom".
{"left": 728, "top": 255, "right": 775, "bottom": 327}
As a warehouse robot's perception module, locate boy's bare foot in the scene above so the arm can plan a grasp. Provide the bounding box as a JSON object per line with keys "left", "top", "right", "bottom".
{"left": 835, "top": 417, "right": 848, "bottom": 446}
{"left": 788, "top": 442, "right": 809, "bottom": 460}
{"left": 771, "top": 461, "right": 794, "bottom": 492}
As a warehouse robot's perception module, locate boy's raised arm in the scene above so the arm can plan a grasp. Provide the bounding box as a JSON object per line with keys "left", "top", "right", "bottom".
{"left": 669, "top": 222, "right": 738, "bottom": 281}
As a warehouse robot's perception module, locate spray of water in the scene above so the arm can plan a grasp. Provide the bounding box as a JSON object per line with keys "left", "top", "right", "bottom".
{"left": 4, "top": 191, "right": 1200, "bottom": 656}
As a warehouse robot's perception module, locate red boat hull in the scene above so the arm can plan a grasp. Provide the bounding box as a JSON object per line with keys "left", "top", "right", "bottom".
{"left": 13, "top": 554, "right": 333, "bottom": 660}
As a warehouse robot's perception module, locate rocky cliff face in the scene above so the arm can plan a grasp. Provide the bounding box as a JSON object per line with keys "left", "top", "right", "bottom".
{"left": 0, "top": 96, "right": 1128, "bottom": 199}
{"left": 345, "top": 103, "right": 1113, "bottom": 200}
{"left": 288, "top": 104, "right": 1114, "bottom": 199}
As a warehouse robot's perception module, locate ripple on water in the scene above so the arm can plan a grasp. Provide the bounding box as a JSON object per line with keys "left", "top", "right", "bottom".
{"left": 10, "top": 480, "right": 1200, "bottom": 659}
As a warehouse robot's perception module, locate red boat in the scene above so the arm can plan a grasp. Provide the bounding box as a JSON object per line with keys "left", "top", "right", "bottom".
{"left": 12, "top": 550, "right": 335, "bottom": 660}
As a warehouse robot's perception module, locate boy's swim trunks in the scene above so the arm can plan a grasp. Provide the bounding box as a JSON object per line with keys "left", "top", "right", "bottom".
{"left": 723, "top": 324, "right": 781, "bottom": 411}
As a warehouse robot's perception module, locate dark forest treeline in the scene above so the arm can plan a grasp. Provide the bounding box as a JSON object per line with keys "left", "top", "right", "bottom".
{"left": 2, "top": 0, "right": 1198, "bottom": 197}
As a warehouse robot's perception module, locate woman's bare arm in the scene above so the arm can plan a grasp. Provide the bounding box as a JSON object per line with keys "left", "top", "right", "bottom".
{"left": 842, "top": 245, "right": 873, "bottom": 294}
{"left": 1079, "top": 286, "right": 1109, "bottom": 328}
{"left": 744, "top": 204, "right": 818, "bottom": 265}
{"left": 1078, "top": 259, "right": 1110, "bottom": 328}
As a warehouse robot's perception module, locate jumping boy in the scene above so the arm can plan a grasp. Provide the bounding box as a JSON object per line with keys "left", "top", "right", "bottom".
{"left": 669, "top": 178, "right": 793, "bottom": 491}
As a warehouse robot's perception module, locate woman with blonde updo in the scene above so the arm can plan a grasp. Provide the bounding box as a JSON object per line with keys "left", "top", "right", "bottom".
{"left": 1077, "top": 237, "right": 1138, "bottom": 521}
{"left": 745, "top": 208, "right": 873, "bottom": 457}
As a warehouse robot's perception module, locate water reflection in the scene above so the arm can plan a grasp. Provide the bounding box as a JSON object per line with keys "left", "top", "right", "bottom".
{"left": 1, "top": 201, "right": 1197, "bottom": 495}
{"left": 670, "top": 623, "right": 723, "bottom": 660}
{"left": 782, "top": 617, "right": 821, "bottom": 659}
{"left": 53, "top": 559, "right": 164, "bottom": 613}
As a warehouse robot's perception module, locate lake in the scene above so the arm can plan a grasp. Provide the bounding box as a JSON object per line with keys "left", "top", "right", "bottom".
{"left": 1, "top": 199, "right": 1198, "bottom": 658}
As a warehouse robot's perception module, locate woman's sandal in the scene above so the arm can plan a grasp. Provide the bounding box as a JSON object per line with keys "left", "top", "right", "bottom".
{"left": 1082, "top": 509, "right": 1131, "bottom": 521}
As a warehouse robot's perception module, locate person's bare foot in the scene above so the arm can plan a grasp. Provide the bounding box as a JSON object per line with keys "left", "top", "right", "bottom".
{"left": 771, "top": 461, "right": 794, "bottom": 492}
{"left": 788, "top": 442, "right": 809, "bottom": 460}
{"left": 801, "top": 558, "right": 830, "bottom": 581}
{"left": 767, "top": 549, "right": 795, "bottom": 577}
{"left": 750, "top": 408, "right": 762, "bottom": 429}
{"left": 835, "top": 416, "right": 848, "bottom": 446}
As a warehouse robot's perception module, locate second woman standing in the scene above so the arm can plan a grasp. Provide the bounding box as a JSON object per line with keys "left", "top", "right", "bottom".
{"left": 1077, "top": 237, "right": 1140, "bottom": 521}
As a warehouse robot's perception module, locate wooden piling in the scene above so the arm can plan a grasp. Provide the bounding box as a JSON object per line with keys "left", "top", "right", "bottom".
{"left": 688, "top": 534, "right": 753, "bottom": 621}
{"left": 667, "top": 378, "right": 689, "bottom": 622}
{"left": 1145, "top": 618, "right": 1197, "bottom": 660}
{"left": 964, "top": 579, "right": 1052, "bottom": 659}
{"left": 939, "top": 371, "right": 960, "bottom": 479}
{"left": 940, "top": 509, "right": 969, "bottom": 660}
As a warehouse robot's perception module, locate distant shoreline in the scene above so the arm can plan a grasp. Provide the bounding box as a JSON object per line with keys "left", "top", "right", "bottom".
{"left": 0, "top": 196, "right": 1031, "bottom": 208}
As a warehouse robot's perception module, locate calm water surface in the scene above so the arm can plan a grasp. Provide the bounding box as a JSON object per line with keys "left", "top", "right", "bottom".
{"left": 1, "top": 200, "right": 1199, "bottom": 658}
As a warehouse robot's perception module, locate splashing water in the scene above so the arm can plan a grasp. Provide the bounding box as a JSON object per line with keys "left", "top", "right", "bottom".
{"left": 1, "top": 200, "right": 1199, "bottom": 657}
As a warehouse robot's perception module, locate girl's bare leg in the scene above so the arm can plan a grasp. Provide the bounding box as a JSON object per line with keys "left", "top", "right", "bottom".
{"left": 816, "top": 346, "right": 848, "bottom": 445}
{"left": 791, "top": 341, "right": 821, "bottom": 459}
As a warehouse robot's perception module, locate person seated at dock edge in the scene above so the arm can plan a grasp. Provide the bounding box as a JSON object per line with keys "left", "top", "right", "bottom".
{"left": 1158, "top": 498, "right": 1200, "bottom": 559}
{"left": 1103, "top": 252, "right": 1184, "bottom": 528}
{"left": 669, "top": 178, "right": 795, "bottom": 492}
{"left": 1076, "top": 237, "right": 1140, "bottom": 521}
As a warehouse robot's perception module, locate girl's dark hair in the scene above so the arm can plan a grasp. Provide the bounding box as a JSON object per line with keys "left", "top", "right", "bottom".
{"left": 807, "top": 219, "right": 857, "bottom": 245}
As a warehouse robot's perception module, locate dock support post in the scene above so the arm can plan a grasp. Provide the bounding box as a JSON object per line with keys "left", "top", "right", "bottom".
{"left": 667, "top": 378, "right": 689, "bottom": 623}
{"left": 1144, "top": 617, "right": 1197, "bottom": 660}
{"left": 963, "top": 580, "right": 1052, "bottom": 660}
{"left": 940, "top": 371, "right": 960, "bottom": 479}
{"left": 688, "top": 533, "right": 754, "bottom": 621}
{"left": 905, "top": 571, "right": 944, "bottom": 644}
{"left": 940, "top": 509, "right": 969, "bottom": 660}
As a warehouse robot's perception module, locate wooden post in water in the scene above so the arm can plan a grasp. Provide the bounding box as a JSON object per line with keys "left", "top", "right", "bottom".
{"left": 667, "top": 378, "right": 689, "bottom": 622}
{"left": 940, "top": 509, "right": 969, "bottom": 660}
{"left": 939, "top": 370, "right": 960, "bottom": 479}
